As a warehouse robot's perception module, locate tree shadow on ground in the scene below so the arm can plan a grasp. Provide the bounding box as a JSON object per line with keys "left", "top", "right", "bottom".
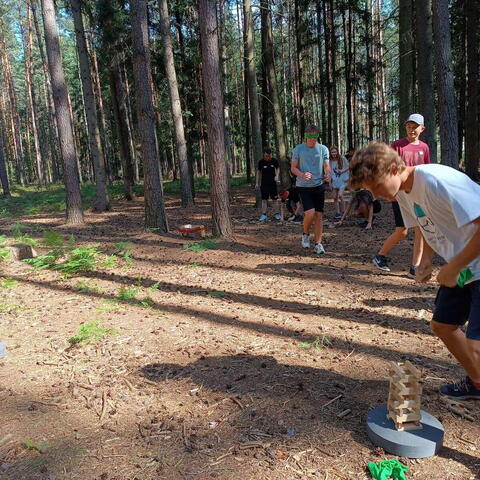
{"left": 7, "top": 273, "right": 452, "bottom": 372}
{"left": 140, "top": 353, "right": 480, "bottom": 478}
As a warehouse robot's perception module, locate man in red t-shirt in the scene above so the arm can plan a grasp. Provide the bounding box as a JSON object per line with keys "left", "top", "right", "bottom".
{"left": 372, "top": 114, "right": 430, "bottom": 276}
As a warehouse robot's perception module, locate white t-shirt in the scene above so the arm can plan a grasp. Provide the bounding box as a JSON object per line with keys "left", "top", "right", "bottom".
{"left": 395, "top": 164, "right": 480, "bottom": 284}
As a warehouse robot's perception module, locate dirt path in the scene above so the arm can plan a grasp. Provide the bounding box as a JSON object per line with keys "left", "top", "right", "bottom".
{"left": 0, "top": 186, "right": 478, "bottom": 480}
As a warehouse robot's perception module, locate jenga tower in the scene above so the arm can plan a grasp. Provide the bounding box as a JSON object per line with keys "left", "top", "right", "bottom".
{"left": 387, "top": 361, "right": 422, "bottom": 431}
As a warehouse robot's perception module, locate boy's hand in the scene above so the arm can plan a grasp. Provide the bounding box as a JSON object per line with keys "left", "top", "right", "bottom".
{"left": 304, "top": 172, "right": 312, "bottom": 181}
{"left": 437, "top": 263, "right": 460, "bottom": 287}
{"left": 415, "top": 263, "right": 433, "bottom": 283}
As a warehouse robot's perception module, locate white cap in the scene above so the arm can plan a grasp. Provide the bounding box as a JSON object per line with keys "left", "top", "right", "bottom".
{"left": 405, "top": 113, "right": 424, "bottom": 125}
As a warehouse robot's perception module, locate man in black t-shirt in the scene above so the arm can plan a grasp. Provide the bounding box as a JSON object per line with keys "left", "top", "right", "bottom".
{"left": 256, "top": 148, "right": 281, "bottom": 221}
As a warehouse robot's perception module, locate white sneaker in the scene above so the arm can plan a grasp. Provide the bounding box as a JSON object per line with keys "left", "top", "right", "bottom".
{"left": 259, "top": 214, "right": 268, "bottom": 222}
{"left": 301, "top": 234, "right": 310, "bottom": 248}
{"left": 314, "top": 243, "right": 325, "bottom": 254}
{"left": 274, "top": 213, "right": 281, "bottom": 220}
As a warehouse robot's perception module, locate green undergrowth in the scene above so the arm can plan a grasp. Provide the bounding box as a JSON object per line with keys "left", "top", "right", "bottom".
{"left": 20, "top": 230, "right": 131, "bottom": 276}
{"left": 208, "top": 291, "right": 228, "bottom": 298}
{"left": 0, "top": 277, "right": 18, "bottom": 289}
{"left": 73, "top": 280, "right": 101, "bottom": 294}
{"left": 68, "top": 320, "right": 116, "bottom": 346}
{"left": 22, "top": 440, "right": 53, "bottom": 454}
{"left": 183, "top": 239, "right": 217, "bottom": 252}
{"left": 0, "top": 176, "right": 248, "bottom": 218}
{"left": 300, "top": 335, "right": 332, "bottom": 350}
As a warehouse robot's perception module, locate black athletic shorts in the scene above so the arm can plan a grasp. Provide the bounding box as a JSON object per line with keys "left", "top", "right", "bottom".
{"left": 296, "top": 184, "right": 326, "bottom": 213}
{"left": 392, "top": 201, "right": 405, "bottom": 228}
{"left": 260, "top": 183, "right": 278, "bottom": 200}
{"left": 433, "top": 280, "right": 480, "bottom": 340}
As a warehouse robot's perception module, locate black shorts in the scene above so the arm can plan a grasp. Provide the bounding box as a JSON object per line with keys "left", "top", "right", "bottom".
{"left": 392, "top": 202, "right": 405, "bottom": 228}
{"left": 260, "top": 183, "right": 278, "bottom": 200}
{"left": 296, "top": 184, "right": 326, "bottom": 213}
{"left": 373, "top": 199, "right": 382, "bottom": 214}
{"left": 433, "top": 281, "right": 480, "bottom": 340}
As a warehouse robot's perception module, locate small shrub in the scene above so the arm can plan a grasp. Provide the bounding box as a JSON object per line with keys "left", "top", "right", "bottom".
{"left": 99, "top": 255, "right": 118, "bottom": 268}
{"left": 0, "top": 301, "right": 23, "bottom": 313}
{"left": 54, "top": 246, "right": 100, "bottom": 274}
{"left": 0, "top": 234, "right": 6, "bottom": 245}
{"left": 208, "top": 291, "right": 228, "bottom": 298}
{"left": 24, "top": 250, "right": 62, "bottom": 270}
{"left": 137, "top": 297, "right": 154, "bottom": 308}
{"left": 0, "top": 247, "right": 9, "bottom": 261}
{"left": 96, "top": 299, "right": 125, "bottom": 313}
{"left": 68, "top": 320, "right": 116, "bottom": 346}
{"left": 22, "top": 440, "right": 52, "bottom": 453}
{"left": 73, "top": 280, "right": 100, "bottom": 294}
{"left": 11, "top": 222, "right": 26, "bottom": 237}
{"left": 116, "top": 286, "right": 139, "bottom": 301}
{"left": 0, "top": 277, "right": 18, "bottom": 289}
{"left": 42, "top": 231, "right": 64, "bottom": 247}
{"left": 300, "top": 335, "right": 332, "bottom": 350}
{"left": 114, "top": 242, "right": 133, "bottom": 262}
{"left": 183, "top": 239, "right": 217, "bottom": 252}
{"left": 149, "top": 281, "right": 161, "bottom": 290}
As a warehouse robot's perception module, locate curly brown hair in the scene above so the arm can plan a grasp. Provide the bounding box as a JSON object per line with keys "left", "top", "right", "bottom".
{"left": 348, "top": 142, "right": 406, "bottom": 189}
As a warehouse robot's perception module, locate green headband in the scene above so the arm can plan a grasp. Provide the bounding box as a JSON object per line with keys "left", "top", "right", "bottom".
{"left": 304, "top": 133, "right": 318, "bottom": 138}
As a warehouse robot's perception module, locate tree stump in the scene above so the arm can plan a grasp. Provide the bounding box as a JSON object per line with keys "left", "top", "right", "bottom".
{"left": 8, "top": 244, "right": 38, "bottom": 261}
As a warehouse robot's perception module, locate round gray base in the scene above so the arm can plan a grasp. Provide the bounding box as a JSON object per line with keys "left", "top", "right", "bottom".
{"left": 366, "top": 405, "right": 444, "bottom": 458}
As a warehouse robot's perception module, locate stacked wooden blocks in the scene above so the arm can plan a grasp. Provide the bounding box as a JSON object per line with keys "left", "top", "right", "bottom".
{"left": 387, "top": 361, "right": 422, "bottom": 431}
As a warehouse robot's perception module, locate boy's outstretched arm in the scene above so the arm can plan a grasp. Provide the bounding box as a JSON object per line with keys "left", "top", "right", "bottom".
{"left": 437, "top": 217, "right": 480, "bottom": 287}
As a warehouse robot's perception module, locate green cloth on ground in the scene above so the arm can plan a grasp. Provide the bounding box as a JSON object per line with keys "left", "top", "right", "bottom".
{"left": 457, "top": 267, "right": 474, "bottom": 288}
{"left": 367, "top": 459, "right": 409, "bottom": 480}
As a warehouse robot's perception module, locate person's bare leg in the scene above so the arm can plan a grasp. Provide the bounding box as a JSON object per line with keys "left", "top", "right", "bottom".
{"left": 378, "top": 227, "right": 408, "bottom": 256}
{"left": 431, "top": 321, "right": 480, "bottom": 381}
{"left": 314, "top": 211, "right": 323, "bottom": 243}
{"left": 303, "top": 208, "right": 315, "bottom": 235}
{"left": 339, "top": 190, "right": 345, "bottom": 215}
{"left": 412, "top": 226, "right": 424, "bottom": 267}
{"left": 365, "top": 204, "right": 374, "bottom": 229}
{"left": 333, "top": 190, "right": 339, "bottom": 215}
{"left": 275, "top": 199, "right": 281, "bottom": 215}
{"left": 261, "top": 200, "right": 268, "bottom": 215}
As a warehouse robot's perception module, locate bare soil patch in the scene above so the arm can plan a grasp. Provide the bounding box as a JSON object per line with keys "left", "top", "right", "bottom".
{"left": 0, "top": 186, "right": 479, "bottom": 480}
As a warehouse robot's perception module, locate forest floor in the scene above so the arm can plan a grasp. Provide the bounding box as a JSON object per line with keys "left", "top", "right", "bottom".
{"left": 0, "top": 184, "right": 479, "bottom": 480}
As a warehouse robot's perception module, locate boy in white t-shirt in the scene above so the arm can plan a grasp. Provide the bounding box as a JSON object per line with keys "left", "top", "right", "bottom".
{"left": 349, "top": 142, "right": 480, "bottom": 400}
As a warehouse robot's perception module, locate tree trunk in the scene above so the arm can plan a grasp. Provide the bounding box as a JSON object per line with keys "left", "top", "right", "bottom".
{"left": 399, "top": 0, "right": 416, "bottom": 136}
{"left": 295, "top": 0, "right": 306, "bottom": 136}
{"left": 415, "top": 0, "right": 436, "bottom": 161}
{"left": 465, "top": 0, "right": 479, "bottom": 179}
{"left": 0, "top": 117, "right": 10, "bottom": 196}
{"left": 23, "top": 1, "right": 45, "bottom": 185}
{"left": 71, "top": 0, "right": 110, "bottom": 211}
{"left": 199, "top": 0, "right": 233, "bottom": 239}
{"left": 244, "top": 0, "right": 263, "bottom": 196}
{"left": 261, "top": 0, "right": 289, "bottom": 186}
{"left": 41, "top": 0, "right": 83, "bottom": 224}
{"left": 31, "top": 0, "right": 60, "bottom": 181}
{"left": 129, "top": 0, "right": 168, "bottom": 232}
{"left": 432, "top": 0, "right": 459, "bottom": 168}
{"left": 317, "top": 3, "right": 327, "bottom": 143}
{"left": 157, "top": 0, "right": 193, "bottom": 207}
{"left": 0, "top": 31, "right": 25, "bottom": 185}
{"left": 110, "top": 66, "right": 135, "bottom": 200}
